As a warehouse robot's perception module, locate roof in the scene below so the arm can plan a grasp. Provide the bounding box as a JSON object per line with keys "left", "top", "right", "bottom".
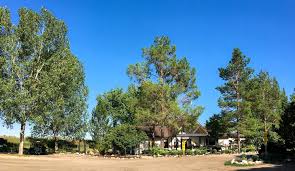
{"left": 177, "top": 123, "right": 208, "bottom": 137}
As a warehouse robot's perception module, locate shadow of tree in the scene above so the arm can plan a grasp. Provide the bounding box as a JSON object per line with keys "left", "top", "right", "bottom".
{"left": 236, "top": 162, "right": 295, "bottom": 171}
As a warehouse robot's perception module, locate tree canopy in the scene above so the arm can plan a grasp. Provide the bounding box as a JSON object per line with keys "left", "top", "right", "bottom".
{"left": 0, "top": 7, "right": 87, "bottom": 154}
{"left": 216, "top": 48, "right": 253, "bottom": 153}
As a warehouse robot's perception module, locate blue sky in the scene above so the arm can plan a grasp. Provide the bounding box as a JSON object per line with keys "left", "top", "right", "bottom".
{"left": 1, "top": 0, "right": 295, "bottom": 136}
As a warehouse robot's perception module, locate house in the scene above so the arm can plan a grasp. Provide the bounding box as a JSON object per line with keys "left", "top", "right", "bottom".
{"left": 172, "top": 124, "right": 209, "bottom": 149}
{"left": 138, "top": 123, "right": 209, "bottom": 153}
{"left": 217, "top": 132, "right": 246, "bottom": 150}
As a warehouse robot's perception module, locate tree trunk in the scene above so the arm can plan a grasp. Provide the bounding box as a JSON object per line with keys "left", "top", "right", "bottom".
{"left": 83, "top": 139, "right": 86, "bottom": 154}
{"left": 237, "top": 131, "right": 241, "bottom": 153}
{"left": 160, "top": 127, "right": 164, "bottom": 148}
{"left": 264, "top": 122, "right": 268, "bottom": 156}
{"left": 78, "top": 139, "right": 81, "bottom": 152}
{"left": 151, "top": 125, "right": 155, "bottom": 147}
{"left": 18, "top": 122, "right": 26, "bottom": 155}
{"left": 54, "top": 136, "right": 58, "bottom": 153}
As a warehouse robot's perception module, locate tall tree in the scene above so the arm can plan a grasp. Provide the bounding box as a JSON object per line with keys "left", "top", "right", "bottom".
{"left": 0, "top": 8, "right": 70, "bottom": 155}
{"left": 127, "top": 36, "right": 201, "bottom": 147}
{"left": 249, "top": 71, "right": 283, "bottom": 154}
{"left": 31, "top": 50, "right": 88, "bottom": 152}
{"left": 279, "top": 93, "right": 295, "bottom": 151}
{"left": 217, "top": 48, "right": 254, "bottom": 153}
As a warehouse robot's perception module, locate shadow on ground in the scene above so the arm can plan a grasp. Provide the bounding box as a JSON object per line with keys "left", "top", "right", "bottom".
{"left": 237, "top": 162, "right": 295, "bottom": 171}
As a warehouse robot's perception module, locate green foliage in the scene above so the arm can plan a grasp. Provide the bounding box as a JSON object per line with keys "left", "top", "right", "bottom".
{"left": 104, "top": 124, "right": 147, "bottom": 154}
{"left": 168, "top": 149, "right": 182, "bottom": 155}
{"left": 0, "top": 7, "right": 87, "bottom": 154}
{"left": 248, "top": 71, "right": 284, "bottom": 152}
{"left": 206, "top": 113, "right": 228, "bottom": 141}
{"left": 222, "top": 149, "right": 233, "bottom": 154}
{"left": 216, "top": 48, "right": 254, "bottom": 153}
{"left": 185, "top": 149, "right": 195, "bottom": 155}
{"left": 194, "top": 147, "right": 207, "bottom": 155}
{"left": 290, "top": 89, "right": 295, "bottom": 103}
{"left": 250, "top": 155, "right": 260, "bottom": 162}
{"left": 148, "top": 147, "right": 168, "bottom": 156}
{"left": 242, "top": 144, "right": 256, "bottom": 152}
{"left": 90, "top": 88, "right": 138, "bottom": 148}
{"left": 278, "top": 100, "right": 295, "bottom": 151}
{"left": 127, "top": 36, "right": 202, "bottom": 146}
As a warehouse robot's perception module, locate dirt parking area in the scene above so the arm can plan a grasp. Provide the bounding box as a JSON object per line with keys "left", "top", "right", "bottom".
{"left": 0, "top": 154, "right": 291, "bottom": 171}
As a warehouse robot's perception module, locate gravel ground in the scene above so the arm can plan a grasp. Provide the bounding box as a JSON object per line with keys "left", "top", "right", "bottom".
{"left": 0, "top": 154, "right": 291, "bottom": 171}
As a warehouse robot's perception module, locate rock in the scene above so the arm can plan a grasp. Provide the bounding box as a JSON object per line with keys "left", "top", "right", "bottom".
{"left": 255, "top": 161, "right": 263, "bottom": 164}
{"left": 241, "top": 160, "right": 248, "bottom": 165}
{"left": 248, "top": 161, "right": 255, "bottom": 165}
{"left": 231, "top": 159, "right": 235, "bottom": 164}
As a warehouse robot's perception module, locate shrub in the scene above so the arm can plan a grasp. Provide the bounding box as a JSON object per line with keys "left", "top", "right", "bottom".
{"left": 250, "top": 155, "right": 260, "bottom": 162}
{"left": 168, "top": 149, "right": 181, "bottom": 155}
{"left": 185, "top": 149, "right": 194, "bottom": 155}
{"left": 194, "top": 147, "right": 207, "bottom": 155}
{"left": 223, "top": 149, "right": 232, "bottom": 154}
{"left": 149, "top": 147, "right": 167, "bottom": 156}
{"left": 245, "top": 145, "right": 256, "bottom": 152}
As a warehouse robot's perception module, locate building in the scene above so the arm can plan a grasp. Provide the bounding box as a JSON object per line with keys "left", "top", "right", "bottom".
{"left": 138, "top": 123, "right": 209, "bottom": 153}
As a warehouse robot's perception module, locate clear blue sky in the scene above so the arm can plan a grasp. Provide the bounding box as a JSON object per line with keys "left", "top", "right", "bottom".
{"left": 1, "top": 0, "right": 295, "bottom": 136}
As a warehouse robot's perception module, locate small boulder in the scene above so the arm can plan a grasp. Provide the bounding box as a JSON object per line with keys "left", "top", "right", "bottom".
{"left": 255, "top": 161, "right": 263, "bottom": 164}
{"left": 241, "top": 160, "right": 248, "bottom": 165}
{"left": 231, "top": 159, "right": 235, "bottom": 164}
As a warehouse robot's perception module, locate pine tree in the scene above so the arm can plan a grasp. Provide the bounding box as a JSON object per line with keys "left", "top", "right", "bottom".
{"left": 217, "top": 48, "right": 254, "bottom": 153}
{"left": 127, "top": 36, "right": 201, "bottom": 147}
{"left": 250, "top": 71, "right": 283, "bottom": 154}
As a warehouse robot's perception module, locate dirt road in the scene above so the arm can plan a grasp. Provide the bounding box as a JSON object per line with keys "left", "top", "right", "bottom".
{"left": 0, "top": 154, "right": 288, "bottom": 171}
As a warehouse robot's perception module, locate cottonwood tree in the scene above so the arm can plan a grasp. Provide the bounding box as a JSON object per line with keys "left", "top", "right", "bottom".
{"left": 0, "top": 8, "right": 71, "bottom": 155}
{"left": 249, "top": 71, "right": 283, "bottom": 154}
{"left": 91, "top": 88, "right": 141, "bottom": 153}
{"left": 127, "top": 36, "right": 201, "bottom": 147}
{"left": 32, "top": 50, "right": 88, "bottom": 152}
{"left": 217, "top": 48, "right": 253, "bottom": 153}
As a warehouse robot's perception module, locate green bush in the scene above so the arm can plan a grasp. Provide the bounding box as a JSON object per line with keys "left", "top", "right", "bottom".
{"left": 223, "top": 149, "right": 232, "bottom": 154}
{"left": 185, "top": 149, "right": 194, "bottom": 155}
{"left": 149, "top": 147, "right": 167, "bottom": 156}
{"left": 194, "top": 147, "right": 207, "bottom": 155}
{"left": 168, "top": 149, "right": 181, "bottom": 155}
{"left": 250, "top": 155, "right": 260, "bottom": 162}
{"left": 245, "top": 145, "right": 256, "bottom": 152}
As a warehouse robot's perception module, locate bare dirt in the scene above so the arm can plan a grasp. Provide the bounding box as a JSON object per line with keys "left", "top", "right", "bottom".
{"left": 0, "top": 154, "right": 291, "bottom": 171}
